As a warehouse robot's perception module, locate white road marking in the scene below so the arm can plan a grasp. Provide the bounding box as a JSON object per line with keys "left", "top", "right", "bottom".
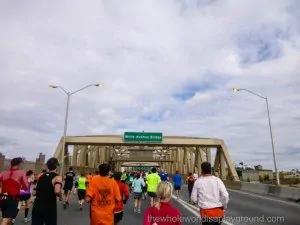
{"left": 229, "top": 189, "right": 300, "bottom": 207}
{"left": 171, "top": 195, "right": 234, "bottom": 225}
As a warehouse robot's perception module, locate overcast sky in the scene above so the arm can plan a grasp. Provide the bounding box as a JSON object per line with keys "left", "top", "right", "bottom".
{"left": 1, "top": 0, "right": 299, "bottom": 171}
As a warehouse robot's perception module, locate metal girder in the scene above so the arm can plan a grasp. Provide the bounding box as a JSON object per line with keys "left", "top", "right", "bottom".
{"left": 54, "top": 135, "right": 239, "bottom": 181}
{"left": 114, "top": 158, "right": 174, "bottom": 162}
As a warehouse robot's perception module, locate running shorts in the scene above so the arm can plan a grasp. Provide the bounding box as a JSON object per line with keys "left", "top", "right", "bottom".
{"left": 19, "top": 194, "right": 31, "bottom": 202}
{"left": 174, "top": 185, "right": 181, "bottom": 191}
{"left": 0, "top": 196, "right": 19, "bottom": 219}
{"left": 147, "top": 192, "right": 157, "bottom": 198}
{"left": 74, "top": 182, "right": 78, "bottom": 188}
{"left": 133, "top": 192, "right": 142, "bottom": 199}
{"left": 77, "top": 189, "right": 86, "bottom": 200}
{"left": 63, "top": 184, "right": 73, "bottom": 191}
{"left": 63, "top": 184, "right": 73, "bottom": 194}
{"left": 114, "top": 211, "right": 123, "bottom": 223}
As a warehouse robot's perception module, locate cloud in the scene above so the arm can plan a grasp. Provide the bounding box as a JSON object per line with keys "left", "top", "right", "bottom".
{"left": 0, "top": 0, "right": 299, "bottom": 171}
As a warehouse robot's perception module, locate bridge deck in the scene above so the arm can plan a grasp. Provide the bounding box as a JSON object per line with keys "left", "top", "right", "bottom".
{"left": 12, "top": 187, "right": 298, "bottom": 225}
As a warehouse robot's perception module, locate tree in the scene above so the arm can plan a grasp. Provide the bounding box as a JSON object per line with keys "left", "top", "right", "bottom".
{"left": 264, "top": 174, "right": 269, "bottom": 181}
{"left": 279, "top": 172, "right": 285, "bottom": 180}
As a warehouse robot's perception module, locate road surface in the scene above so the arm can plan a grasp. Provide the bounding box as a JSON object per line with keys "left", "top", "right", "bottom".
{"left": 12, "top": 188, "right": 299, "bottom": 224}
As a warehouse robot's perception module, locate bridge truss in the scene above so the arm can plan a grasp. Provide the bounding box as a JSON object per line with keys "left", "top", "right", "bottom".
{"left": 53, "top": 135, "right": 239, "bottom": 181}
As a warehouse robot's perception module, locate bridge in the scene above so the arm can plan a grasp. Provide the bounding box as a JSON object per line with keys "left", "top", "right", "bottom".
{"left": 53, "top": 132, "right": 239, "bottom": 180}
{"left": 45, "top": 132, "right": 300, "bottom": 224}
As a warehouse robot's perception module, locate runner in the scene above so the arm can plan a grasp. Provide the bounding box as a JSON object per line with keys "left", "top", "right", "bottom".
{"left": 73, "top": 173, "right": 79, "bottom": 195}
{"left": 172, "top": 170, "right": 182, "bottom": 200}
{"left": 0, "top": 157, "right": 28, "bottom": 225}
{"left": 132, "top": 172, "right": 145, "bottom": 213}
{"left": 63, "top": 167, "right": 75, "bottom": 209}
{"left": 146, "top": 167, "right": 161, "bottom": 207}
{"left": 36, "top": 169, "right": 46, "bottom": 180}
{"left": 120, "top": 171, "right": 127, "bottom": 184}
{"left": 143, "top": 181, "right": 182, "bottom": 225}
{"left": 142, "top": 173, "right": 147, "bottom": 200}
{"left": 77, "top": 173, "right": 87, "bottom": 210}
{"left": 85, "top": 163, "right": 121, "bottom": 225}
{"left": 86, "top": 172, "right": 93, "bottom": 187}
{"left": 193, "top": 171, "right": 199, "bottom": 180}
{"left": 128, "top": 173, "right": 134, "bottom": 193}
{"left": 31, "top": 157, "right": 63, "bottom": 225}
{"left": 113, "top": 172, "right": 129, "bottom": 225}
{"left": 159, "top": 169, "right": 169, "bottom": 182}
{"left": 11, "top": 170, "right": 35, "bottom": 224}
{"left": 185, "top": 172, "right": 195, "bottom": 203}
{"left": 191, "top": 162, "right": 229, "bottom": 225}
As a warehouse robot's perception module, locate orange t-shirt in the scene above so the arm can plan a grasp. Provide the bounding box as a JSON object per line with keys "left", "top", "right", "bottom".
{"left": 37, "top": 173, "right": 44, "bottom": 180}
{"left": 86, "top": 176, "right": 121, "bottom": 225}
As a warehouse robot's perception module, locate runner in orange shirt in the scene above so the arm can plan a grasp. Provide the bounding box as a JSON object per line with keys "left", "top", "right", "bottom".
{"left": 86, "top": 172, "right": 93, "bottom": 187}
{"left": 85, "top": 163, "right": 121, "bottom": 225}
{"left": 36, "top": 169, "right": 46, "bottom": 180}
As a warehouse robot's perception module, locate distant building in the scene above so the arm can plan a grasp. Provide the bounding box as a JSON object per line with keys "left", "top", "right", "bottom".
{"left": 254, "top": 165, "right": 263, "bottom": 170}
{"left": 242, "top": 169, "right": 274, "bottom": 182}
{"left": 0, "top": 153, "right": 46, "bottom": 173}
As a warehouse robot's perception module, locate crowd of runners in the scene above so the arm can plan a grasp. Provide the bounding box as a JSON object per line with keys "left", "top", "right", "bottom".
{"left": 0, "top": 157, "right": 229, "bottom": 225}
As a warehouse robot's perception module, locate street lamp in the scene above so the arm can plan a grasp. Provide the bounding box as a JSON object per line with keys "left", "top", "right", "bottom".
{"left": 233, "top": 87, "right": 280, "bottom": 186}
{"left": 50, "top": 83, "right": 103, "bottom": 175}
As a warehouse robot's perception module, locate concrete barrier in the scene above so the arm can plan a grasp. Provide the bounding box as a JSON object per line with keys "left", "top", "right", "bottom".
{"left": 274, "top": 186, "right": 300, "bottom": 201}
{"left": 238, "top": 182, "right": 300, "bottom": 202}
{"left": 241, "top": 182, "right": 269, "bottom": 194}
{"left": 223, "top": 180, "right": 242, "bottom": 190}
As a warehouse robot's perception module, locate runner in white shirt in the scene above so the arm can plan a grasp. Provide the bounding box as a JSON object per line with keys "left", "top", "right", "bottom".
{"left": 193, "top": 172, "right": 198, "bottom": 180}
{"left": 191, "top": 162, "right": 229, "bottom": 225}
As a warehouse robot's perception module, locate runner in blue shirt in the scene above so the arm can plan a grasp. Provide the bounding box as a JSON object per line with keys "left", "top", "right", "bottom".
{"left": 159, "top": 169, "right": 169, "bottom": 182}
{"left": 172, "top": 170, "right": 182, "bottom": 199}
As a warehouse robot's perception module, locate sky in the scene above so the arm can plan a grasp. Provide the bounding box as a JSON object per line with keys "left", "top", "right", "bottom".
{"left": 0, "top": 0, "right": 299, "bottom": 171}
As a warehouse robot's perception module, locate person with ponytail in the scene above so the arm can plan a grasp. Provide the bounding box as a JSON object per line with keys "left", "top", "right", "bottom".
{"left": 143, "top": 182, "right": 182, "bottom": 225}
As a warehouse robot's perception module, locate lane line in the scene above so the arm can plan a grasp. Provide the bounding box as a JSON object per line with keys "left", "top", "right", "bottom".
{"left": 229, "top": 189, "right": 300, "bottom": 207}
{"left": 171, "top": 195, "right": 234, "bottom": 225}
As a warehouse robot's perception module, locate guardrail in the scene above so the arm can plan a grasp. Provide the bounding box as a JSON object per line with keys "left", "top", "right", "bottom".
{"left": 222, "top": 180, "right": 300, "bottom": 202}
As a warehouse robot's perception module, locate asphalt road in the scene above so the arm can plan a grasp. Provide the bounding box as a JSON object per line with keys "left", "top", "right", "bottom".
{"left": 177, "top": 188, "right": 300, "bottom": 225}
{"left": 12, "top": 194, "right": 200, "bottom": 225}
{"left": 12, "top": 188, "right": 300, "bottom": 225}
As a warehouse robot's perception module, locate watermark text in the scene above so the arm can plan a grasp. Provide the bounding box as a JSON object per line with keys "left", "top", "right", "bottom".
{"left": 147, "top": 215, "right": 285, "bottom": 223}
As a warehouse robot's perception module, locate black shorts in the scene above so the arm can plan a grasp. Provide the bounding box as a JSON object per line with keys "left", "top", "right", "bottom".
{"left": 147, "top": 192, "right": 157, "bottom": 198}
{"left": 134, "top": 192, "right": 142, "bottom": 199}
{"left": 19, "top": 194, "right": 31, "bottom": 202}
{"left": 0, "top": 197, "right": 19, "bottom": 219}
{"left": 114, "top": 211, "right": 123, "bottom": 223}
{"left": 174, "top": 185, "right": 181, "bottom": 191}
{"left": 77, "top": 189, "right": 86, "bottom": 200}
{"left": 32, "top": 207, "right": 57, "bottom": 225}
{"left": 74, "top": 182, "right": 78, "bottom": 188}
{"left": 63, "top": 185, "right": 73, "bottom": 194}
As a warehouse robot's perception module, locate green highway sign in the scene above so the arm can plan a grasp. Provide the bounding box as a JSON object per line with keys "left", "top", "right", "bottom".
{"left": 123, "top": 132, "right": 163, "bottom": 142}
{"left": 133, "top": 166, "right": 154, "bottom": 171}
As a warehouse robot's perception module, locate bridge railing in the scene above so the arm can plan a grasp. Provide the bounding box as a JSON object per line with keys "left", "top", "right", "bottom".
{"left": 222, "top": 180, "right": 300, "bottom": 202}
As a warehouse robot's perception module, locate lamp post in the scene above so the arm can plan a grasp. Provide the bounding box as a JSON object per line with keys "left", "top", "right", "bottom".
{"left": 233, "top": 88, "right": 280, "bottom": 185}
{"left": 50, "top": 84, "right": 103, "bottom": 175}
